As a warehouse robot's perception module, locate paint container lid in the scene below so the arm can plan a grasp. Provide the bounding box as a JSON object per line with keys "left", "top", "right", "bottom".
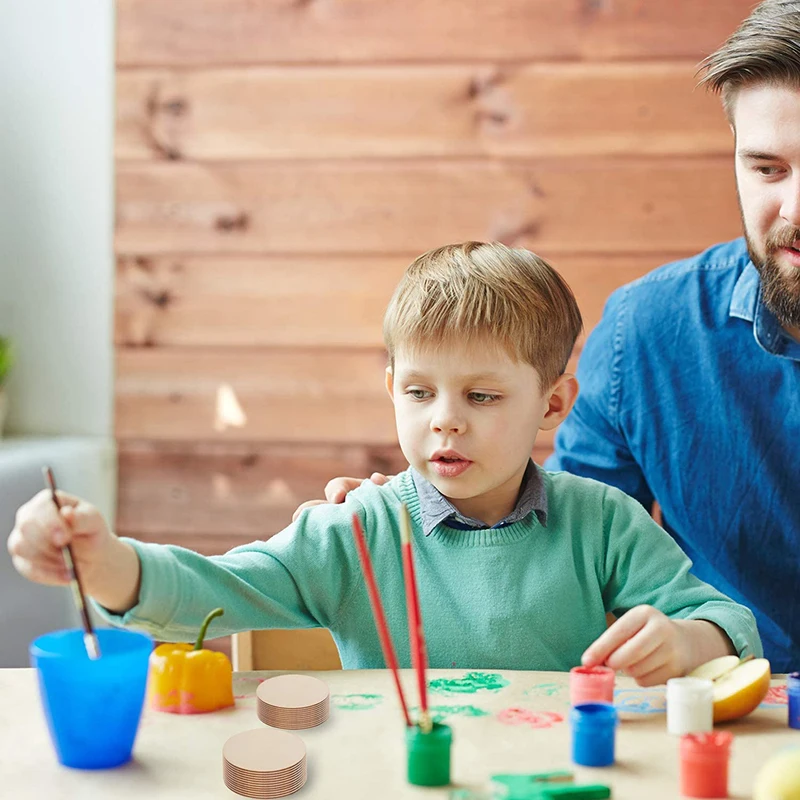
{"left": 570, "top": 665, "right": 615, "bottom": 685}
{"left": 681, "top": 731, "right": 733, "bottom": 761}
{"left": 256, "top": 674, "right": 330, "bottom": 730}
{"left": 406, "top": 721, "right": 452, "bottom": 787}
{"left": 788, "top": 672, "right": 800, "bottom": 689}
{"left": 569, "top": 702, "right": 618, "bottom": 731}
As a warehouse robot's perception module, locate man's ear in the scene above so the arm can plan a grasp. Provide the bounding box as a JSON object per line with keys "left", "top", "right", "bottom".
{"left": 385, "top": 366, "right": 395, "bottom": 403}
{"left": 539, "top": 373, "right": 579, "bottom": 431}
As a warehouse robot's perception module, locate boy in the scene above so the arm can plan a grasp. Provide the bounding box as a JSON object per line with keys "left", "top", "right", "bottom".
{"left": 7, "top": 242, "right": 761, "bottom": 684}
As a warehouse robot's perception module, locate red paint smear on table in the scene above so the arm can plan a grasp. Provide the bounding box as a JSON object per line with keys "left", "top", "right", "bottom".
{"left": 497, "top": 708, "right": 564, "bottom": 729}
{"left": 761, "top": 686, "right": 788, "bottom": 706}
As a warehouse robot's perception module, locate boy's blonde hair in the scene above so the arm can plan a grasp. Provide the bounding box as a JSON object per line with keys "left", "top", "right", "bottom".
{"left": 383, "top": 241, "right": 583, "bottom": 389}
{"left": 697, "top": 0, "right": 800, "bottom": 119}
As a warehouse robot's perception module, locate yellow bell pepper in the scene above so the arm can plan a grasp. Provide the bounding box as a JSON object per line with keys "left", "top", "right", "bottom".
{"left": 148, "top": 607, "right": 235, "bottom": 714}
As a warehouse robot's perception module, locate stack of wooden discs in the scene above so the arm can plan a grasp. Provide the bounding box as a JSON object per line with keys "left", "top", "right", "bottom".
{"left": 256, "top": 674, "right": 330, "bottom": 730}
{"left": 223, "top": 728, "right": 307, "bottom": 799}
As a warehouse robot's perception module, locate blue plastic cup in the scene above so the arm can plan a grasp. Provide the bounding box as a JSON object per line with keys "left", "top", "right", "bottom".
{"left": 570, "top": 702, "right": 618, "bottom": 767}
{"left": 30, "top": 627, "right": 153, "bottom": 769}
{"left": 788, "top": 672, "right": 800, "bottom": 730}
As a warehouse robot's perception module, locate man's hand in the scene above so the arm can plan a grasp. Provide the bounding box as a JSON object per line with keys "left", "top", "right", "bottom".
{"left": 291, "top": 473, "right": 391, "bottom": 522}
{"left": 580, "top": 605, "right": 730, "bottom": 687}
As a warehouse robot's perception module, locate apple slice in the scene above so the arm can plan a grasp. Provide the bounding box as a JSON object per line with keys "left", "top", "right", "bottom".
{"left": 688, "top": 655, "right": 741, "bottom": 682}
{"left": 702, "top": 658, "right": 771, "bottom": 722}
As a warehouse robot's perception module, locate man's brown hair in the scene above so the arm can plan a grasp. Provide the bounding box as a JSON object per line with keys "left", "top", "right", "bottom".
{"left": 383, "top": 241, "right": 583, "bottom": 390}
{"left": 697, "top": 0, "right": 800, "bottom": 117}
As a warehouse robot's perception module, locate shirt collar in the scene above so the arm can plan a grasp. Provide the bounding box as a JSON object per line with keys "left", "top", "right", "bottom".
{"left": 729, "top": 261, "right": 800, "bottom": 361}
{"left": 728, "top": 261, "right": 760, "bottom": 323}
{"left": 411, "top": 459, "right": 548, "bottom": 537}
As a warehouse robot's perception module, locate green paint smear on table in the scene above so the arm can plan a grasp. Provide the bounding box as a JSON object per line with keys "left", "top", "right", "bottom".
{"left": 524, "top": 682, "right": 562, "bottom": 698}
{"left": 332, "top": 693, "right": 384, "bottom": 711}
{"left": 429, "top": 671, "right": 510, "bottom": 696}
{"left": 411, "top": 704, "right": 491, "bottom": 721}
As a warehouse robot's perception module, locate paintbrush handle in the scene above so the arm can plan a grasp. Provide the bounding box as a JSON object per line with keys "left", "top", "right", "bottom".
{"left": 402, "top": 543, "right": 429, "bottom": 708}
{"left": 399, "top": 505, "right": 429, "bottom": 724}
{"left": 61, "top": 544, "right": 95, "bottom": 635}
{"left": 351, "top": 514, "right": 412, "bottom": 727}
{"left": 44, "top": 467, "right": 101, "bottom": 660}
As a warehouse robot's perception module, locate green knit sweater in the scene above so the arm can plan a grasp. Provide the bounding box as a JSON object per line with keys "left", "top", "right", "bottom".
{"left": 97, "top": 468, "right": 762, "bottom": 670}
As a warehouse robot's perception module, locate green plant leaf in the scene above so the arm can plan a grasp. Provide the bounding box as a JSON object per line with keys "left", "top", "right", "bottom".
{"left": 0, "top": 337, "right": 13, "bottom": 385}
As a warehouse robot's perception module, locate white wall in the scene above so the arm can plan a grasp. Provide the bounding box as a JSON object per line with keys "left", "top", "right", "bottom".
{"left": 0, "top": 0, "right": 114, "bottom": 437}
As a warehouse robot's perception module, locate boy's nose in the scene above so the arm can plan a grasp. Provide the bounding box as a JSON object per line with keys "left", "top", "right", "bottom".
{"left": 430, "top": 410, "right": 466, "bottom": 435}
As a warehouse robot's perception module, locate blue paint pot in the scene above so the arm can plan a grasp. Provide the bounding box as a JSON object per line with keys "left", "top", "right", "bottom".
{"left": 570, "top": 702, "right": 618, "bottom": 767}
{"left": 788, "top": 672, "right": 800, "bottom": 730}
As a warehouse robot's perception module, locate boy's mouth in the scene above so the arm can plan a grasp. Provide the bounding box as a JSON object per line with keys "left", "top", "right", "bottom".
{"left": 430, "top": 452, "right": 473, "bottom": 478}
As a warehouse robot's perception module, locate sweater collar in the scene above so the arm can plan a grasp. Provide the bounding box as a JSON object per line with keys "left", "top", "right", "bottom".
{"left": 410, "top": 459, "right": 548, "bottom": 537}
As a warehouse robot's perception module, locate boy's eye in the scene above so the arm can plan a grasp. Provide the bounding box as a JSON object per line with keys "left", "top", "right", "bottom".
{"left": 469, "top": 392, "right": 500, "bottom": 404}
{"left": 407, "top": 389, "right": 431, "bottom": 400}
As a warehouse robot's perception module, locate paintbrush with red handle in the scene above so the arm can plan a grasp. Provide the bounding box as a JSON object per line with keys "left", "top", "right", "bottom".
{"left": 351, "top": 512, "right": 411, "bottom": 727}
{"left": 399, "top": 503, "right": 431, "bottom": 733}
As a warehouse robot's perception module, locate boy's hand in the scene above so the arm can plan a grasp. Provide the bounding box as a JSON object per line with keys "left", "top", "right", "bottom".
{"left": 7, "top": 489, "right": 114, "bottom": 587}
{"left": 581, "top": 605, "right": 691, "bottom": 687}
{"left": 291, "top": 472, "right": 391, "bottom": 522}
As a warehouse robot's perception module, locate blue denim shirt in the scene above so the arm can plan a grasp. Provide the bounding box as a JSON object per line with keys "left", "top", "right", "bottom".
{"left": 546, "top": 238, "right": 800, "bottom": 671}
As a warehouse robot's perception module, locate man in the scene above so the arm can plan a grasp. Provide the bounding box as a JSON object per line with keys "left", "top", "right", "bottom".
{"left": 298, "top": 0, "right": 800, "bottom": 671}
{"left": 545, "top": 0, "right": 800, "bottom": 671}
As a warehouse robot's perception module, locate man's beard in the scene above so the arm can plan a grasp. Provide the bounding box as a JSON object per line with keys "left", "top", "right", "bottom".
{"left": 744, "top": 226, "right": 800, "bottom": 331}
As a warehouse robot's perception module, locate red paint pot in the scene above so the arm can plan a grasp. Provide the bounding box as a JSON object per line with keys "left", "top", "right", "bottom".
{"left": 680, "top": 731, "right": 733, "bottom": 798}
{"left": 570, "top": 665, "right": 615, "bottom": 706}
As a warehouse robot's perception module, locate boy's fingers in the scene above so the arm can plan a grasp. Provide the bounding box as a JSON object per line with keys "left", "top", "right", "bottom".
{"left": 52, "top": 489, "right": 82, "bottom": 509}
{"left": 10, "top": 553, "right": 70, "bottom": 586}
{"left": 14, "top": 505, "right": 67, "bottom": 551}
{"left": 619, "top": 641, "right": 669, "bottom": 679}
{"left": 369, "top": 472, "right": 390, "bottom": 485}
{"left": 7, "top": 525, "right": 60, "bottom": 564}
{"left": 603, "top": 622, "right": 663, "bottom": 671}
{"left": 59, "top": 502, "right": 103, "bottom": 536}
{"left": 581, "top": 607, "right": 649, "bottom": 667}
{"left": 634, "top": 660, "right": 676, "bottom": 687}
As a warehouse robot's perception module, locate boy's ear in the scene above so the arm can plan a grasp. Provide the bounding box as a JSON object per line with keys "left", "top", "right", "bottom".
{"left": 539, "top": 373, "right": 579, "bottom": 431}
{"left": 385, "top": 366, "right": 395, "bottom": 403}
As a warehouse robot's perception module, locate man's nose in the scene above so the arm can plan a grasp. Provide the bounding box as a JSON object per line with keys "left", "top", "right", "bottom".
{"left": 780, "top": 175, "right": 800, "bottom": 227}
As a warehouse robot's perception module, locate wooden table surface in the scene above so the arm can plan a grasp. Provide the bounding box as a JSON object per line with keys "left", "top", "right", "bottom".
{"left": 0, "top": 668, "right": 796, "bottom": 799}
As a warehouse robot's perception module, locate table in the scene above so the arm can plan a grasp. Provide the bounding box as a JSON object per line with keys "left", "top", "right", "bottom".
{"left": 0, "top": 668, "right": 796, "bottom": 799}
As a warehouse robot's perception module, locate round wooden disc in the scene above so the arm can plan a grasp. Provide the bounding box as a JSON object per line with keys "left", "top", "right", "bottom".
{"left": 256, "top": 674, "right": 330, "bottom": 710}
{"left": 223, "top": 728, "right": 306, "bottom": 774}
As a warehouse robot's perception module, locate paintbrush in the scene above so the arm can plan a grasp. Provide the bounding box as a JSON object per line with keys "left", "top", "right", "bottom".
{"left": 43, "top": 466, "right": 101, "bottom": 660}
{"left": 351, "top": 513, "right": 412, "bottom": 727}
{"left": 399, "top": 503, "right": 431, "bottom": 733}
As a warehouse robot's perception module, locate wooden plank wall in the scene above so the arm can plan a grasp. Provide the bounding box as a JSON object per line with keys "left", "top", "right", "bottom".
{"left": 115, "top": 1, "right": 748, "bottom": 562}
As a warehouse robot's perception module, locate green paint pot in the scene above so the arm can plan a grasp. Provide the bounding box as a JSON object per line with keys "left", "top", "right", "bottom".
{"left": 406, "top": 722, "right": 452, "bottom": 786}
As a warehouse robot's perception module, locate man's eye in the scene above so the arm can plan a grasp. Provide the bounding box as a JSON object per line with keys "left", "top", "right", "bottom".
{"left": 755, "top": 165, "right": 783, "bottom": 176}
{"left": 469, "top": 392, "right": 500, "bottom": 404}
